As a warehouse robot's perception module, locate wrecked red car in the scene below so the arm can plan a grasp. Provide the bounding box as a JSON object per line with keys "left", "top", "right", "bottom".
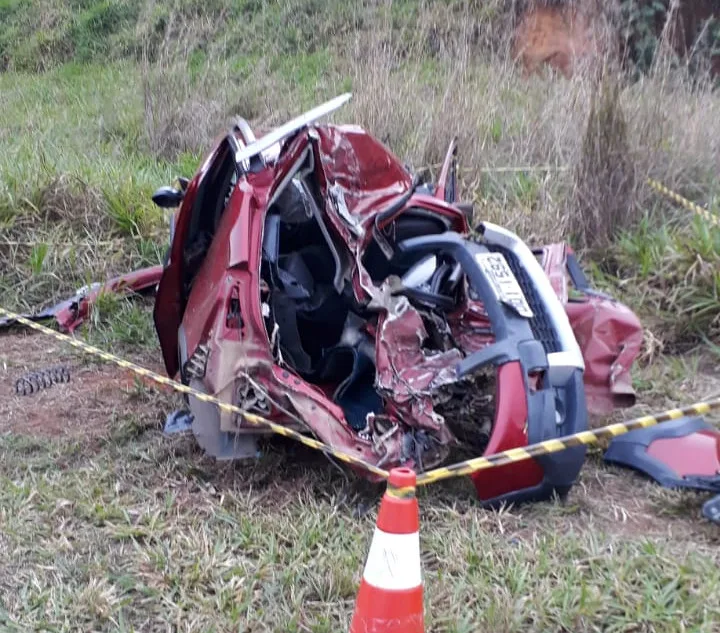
{"left": 150, "top": 94, "right": 643, "bottom": 507}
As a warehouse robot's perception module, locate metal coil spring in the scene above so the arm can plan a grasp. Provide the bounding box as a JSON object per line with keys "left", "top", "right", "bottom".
{"left": 15, "top": 366, "right": 71, "bottom": 396}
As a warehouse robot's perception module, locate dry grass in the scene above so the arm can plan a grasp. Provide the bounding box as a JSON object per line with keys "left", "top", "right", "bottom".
{"left": 1, "top": 3, "right": 720, "bottom": 629}
{"left": 1, "top": 327, "right": 719, "bottom": 632}
{"left": 125, "top": 1, "right": 720, "bottom": 245}
{"left": 0, "top": 172, "right": 164, "bottom": 313}
{"left": 569, "top": 72, "right": 636, "bottom": 249}
{"left": 336, "top": 7, "right": 718, "bottom": 246}
{"left": 602, "top": 214, "right": 720, "bottom": 350}
{"left": 137, "top": 2, "right": 244, "bottom": 161}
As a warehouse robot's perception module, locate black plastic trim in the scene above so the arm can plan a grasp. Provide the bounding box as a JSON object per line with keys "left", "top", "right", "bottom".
{"left": 397, "top": 233, "right": 589, "bottom": 509}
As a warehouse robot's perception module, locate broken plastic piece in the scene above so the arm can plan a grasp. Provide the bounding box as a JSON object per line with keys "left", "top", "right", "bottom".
{"left": 164, "top": 409, "right": 194, "bottom": 435}
{"left": 603, "top": 416, "right": 720, "bottom": 491}
{"left": 152, "top": 185, "right": 185, "bottom": 209}
{"left": 703, "top": 495, "right": 720, "bottom": 524}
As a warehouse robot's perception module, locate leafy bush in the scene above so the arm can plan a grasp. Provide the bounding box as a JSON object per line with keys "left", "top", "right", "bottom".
{"left": 70, "top": 0, "right": 141, "bottom": 62}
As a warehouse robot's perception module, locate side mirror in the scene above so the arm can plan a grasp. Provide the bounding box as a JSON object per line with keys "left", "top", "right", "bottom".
{"left": 152, "top": 185, "right": 185, "bottom": 209}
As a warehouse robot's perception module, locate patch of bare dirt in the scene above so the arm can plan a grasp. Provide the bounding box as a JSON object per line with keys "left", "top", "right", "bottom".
{"left": 1, "top": 328, "right": 717, "bottom": 542}
{"left": 567, "top": 359, "right": 720, "bottom": 542}
{"left": 0, "top": 329, "right": 170, "bottom": 439}
{"left": 498, "top": 459, "right": 720, "bottom": 549}
{"left": 570, "top": 460, "right": 719, "bottom": 543}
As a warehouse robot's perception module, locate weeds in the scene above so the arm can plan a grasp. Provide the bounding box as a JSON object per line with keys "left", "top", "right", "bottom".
{"left": 1, "top": 4, "right": 720, "bottom": 630}
{"left": 570, "top": 72, "right": 636, "bottom": 249}
{"left": 608, "top": 213, "right": 720, "bottom": 349}
{"left": 138, "top": 1, "right": 237, "bottom": 160}
{"left": 0, "top": 166, "right": 164, "bottom": 313}
{"left": 38, "top": 174, "right": 110, "bottom": 231}
{"left": 84, "top": 293, "right": 159, "bottom": 354}
{"left": 619, "top": 0, "right": 720, "bottom": 80}
{"left": 0, "top": 415, "right": 719, "bottom": 631}
{"left": 2, "top": 1, "right": 720, "bottom": 346}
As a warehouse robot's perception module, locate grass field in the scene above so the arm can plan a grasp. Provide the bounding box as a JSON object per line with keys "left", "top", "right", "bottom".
{"left": 1, "top": 1, "right": 720, "bottom": 631}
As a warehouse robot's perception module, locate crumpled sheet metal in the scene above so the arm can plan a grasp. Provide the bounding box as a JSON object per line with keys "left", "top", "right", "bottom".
{"left": 566, "top": 298, "right": 644, "bottom": 414}
{"left": 374, "top": 298, "right": 461, "bottom": 442}
{"left": 372, "top": 279, "right": 499, "bottom": 451}
{"left": 540, "top": 243, "right": 644, "bottom": 415}
{"left": 316, "top": 124, "right": 414, "bottom": 224}
{"left": 0, "top": 265, "right": 164, "bottom": 333}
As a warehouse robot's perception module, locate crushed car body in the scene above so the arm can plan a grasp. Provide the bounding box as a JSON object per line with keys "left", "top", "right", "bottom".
{"left": 0, "top": 94, "right": 645, "bottom": 507}
{"left": 148, "top": 93, "right": 644, "bottom": 507}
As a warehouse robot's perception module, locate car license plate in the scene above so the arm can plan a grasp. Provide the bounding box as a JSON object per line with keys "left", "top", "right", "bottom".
{"left": 474, "top": 252, "right": 534, "bottom": 319}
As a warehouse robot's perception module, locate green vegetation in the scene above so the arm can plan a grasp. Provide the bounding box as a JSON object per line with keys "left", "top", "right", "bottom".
{"left": 3, "top": 0, "right": 718, "bottom": 348}
{"left": 0, "top": 0, "right": 424, "bottom": 71}
{"left": 620, "top": 0, "right": 720, "bottom": 78}
{"left": 1, "top": 1, "right": 720, "bottom": 631}
{"left": 1, "top": 419, "right": 719, "bottom": 632}
{"left": 606, "top": 213, "right": 720, "bottom": 350}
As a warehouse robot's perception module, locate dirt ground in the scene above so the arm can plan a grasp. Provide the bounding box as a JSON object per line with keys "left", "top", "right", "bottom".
{"left": 1, "top": 328, "right": 718, "bottom": 546}
{"left": 0, "top": 329, "right": 170, "bottom": 439}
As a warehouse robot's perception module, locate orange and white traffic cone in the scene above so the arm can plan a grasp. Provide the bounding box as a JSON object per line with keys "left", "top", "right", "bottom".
{"left": 349, "top": 467, "right": 424, "bottom": 633}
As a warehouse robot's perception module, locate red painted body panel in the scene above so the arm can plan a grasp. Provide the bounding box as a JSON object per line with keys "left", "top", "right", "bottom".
{"left": 471, "top": 361, "right": 545, "bottom": 500}
{"left": 647, "top": 431, "right": 720, "bottom": 477}
{"left": 57, "top": 265, "right": 164, "bottom": 332}
{"left": 0, "top": 265, "right": 164, "bottom": 333}
{"left": 153, "top": 133, "right": 228, "bottom": 377}
{"left": 316, "top": 124, "right": 414, "bottom": 224}
{"left": 179, "top": 180, "right": 268, "bottom": 359}
{"left": 567, "top": 298, "right": 643, "bottom": 413}
{"left": 537, "top": 243, "right": 644, "bottom": 415}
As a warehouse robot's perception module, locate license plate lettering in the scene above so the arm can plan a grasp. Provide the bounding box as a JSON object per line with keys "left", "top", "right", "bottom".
{"left": 474, "top": 252, "right": 534, "bottom": 319}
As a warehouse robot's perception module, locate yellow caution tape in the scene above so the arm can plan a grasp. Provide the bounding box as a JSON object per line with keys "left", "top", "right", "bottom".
{"left": 386, "top": 484, "right": 416, "bottom": 499}
{"left": 2, "top": 305, "right": 719, "bottom": 490}
{"left": 647, "top": 178, "right": 719, "bottom": 227}
{"left": 0, "top": 306, "right": 391, "bottom": 480}
{"left": 416, "top": 401, "right": 720, "bottom": 486}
